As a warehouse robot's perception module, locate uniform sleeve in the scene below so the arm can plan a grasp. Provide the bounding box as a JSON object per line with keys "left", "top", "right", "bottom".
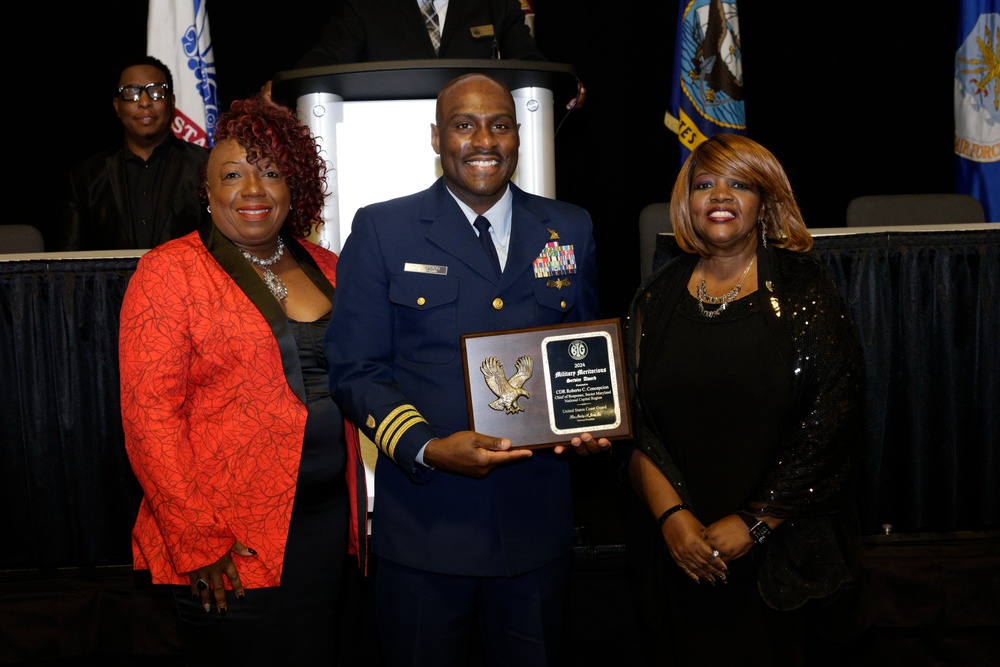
{"left": 324, "top": 207, "right": 439, "bottom": 481}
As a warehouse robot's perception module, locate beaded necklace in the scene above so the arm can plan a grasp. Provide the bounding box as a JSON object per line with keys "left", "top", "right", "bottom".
{"left": 240, "top": 237, "right": 288, "bottom": 301}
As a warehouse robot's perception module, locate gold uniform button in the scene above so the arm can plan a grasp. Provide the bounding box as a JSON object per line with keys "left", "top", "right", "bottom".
{"left": 416, "top": 297, "right": 426, "bottom": 306}
{"left": 560, "top": 300, "right": 567, "bottom": 309}
{"left": 492, "top": 298, "right": 504, "bottom": 310}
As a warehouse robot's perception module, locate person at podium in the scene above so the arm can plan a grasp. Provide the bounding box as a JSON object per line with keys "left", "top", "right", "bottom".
{"left": 324, "top": 72, "right": 607, "bottom": 666}
{"left": 261, "top": 0, "right": 585, "bottom": 110}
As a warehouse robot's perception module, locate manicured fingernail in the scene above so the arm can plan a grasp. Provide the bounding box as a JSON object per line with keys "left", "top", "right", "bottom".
{"left": 203, "top": 603, "right": 211, "bottom": 613}
{"left": 219, "top": 607, "right": 227, "bottom": 616}
{"left": 237, "top": 593, "right": 246, "bottom": 601}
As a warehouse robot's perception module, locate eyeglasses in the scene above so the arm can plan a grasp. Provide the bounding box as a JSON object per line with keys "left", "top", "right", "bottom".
{"left": 117, "top": 83, "right": 171, "bottom": 102}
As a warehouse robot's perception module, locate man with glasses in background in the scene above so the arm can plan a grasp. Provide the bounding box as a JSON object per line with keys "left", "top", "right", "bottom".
{"left": 50, "top": 56, "right": 209, "bottom": 251}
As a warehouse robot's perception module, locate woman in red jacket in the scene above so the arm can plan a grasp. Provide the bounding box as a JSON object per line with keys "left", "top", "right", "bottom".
{"left": 119, "top": 96, "right": 366, "bottom": 665}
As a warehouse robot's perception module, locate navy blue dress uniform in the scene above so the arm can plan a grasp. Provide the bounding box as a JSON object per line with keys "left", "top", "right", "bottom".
{"left": 325, "top": 177, "right": 601, "bottom": 661}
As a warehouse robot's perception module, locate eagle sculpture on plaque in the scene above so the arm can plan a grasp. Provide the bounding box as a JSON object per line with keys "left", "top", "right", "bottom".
{"left": 480, "top": 355, "right": 533, "bottom": 414}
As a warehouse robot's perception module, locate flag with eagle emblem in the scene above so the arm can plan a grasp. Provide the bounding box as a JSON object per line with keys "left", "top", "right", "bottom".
{"left": 667, "top": 0, "right": 746, "bottom": 165}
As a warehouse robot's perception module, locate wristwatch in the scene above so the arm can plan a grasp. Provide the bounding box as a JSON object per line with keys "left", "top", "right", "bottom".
{"left": 739, "top": 513, "right": 772, "bottom": 545}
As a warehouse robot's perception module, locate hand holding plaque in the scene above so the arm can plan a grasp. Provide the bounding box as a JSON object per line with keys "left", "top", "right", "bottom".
{"left": 461, "top": 319, "right": 632, "bottom": 448}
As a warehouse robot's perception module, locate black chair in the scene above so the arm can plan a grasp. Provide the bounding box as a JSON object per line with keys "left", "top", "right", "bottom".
{"left": 0, "top": 225, "right": 45, "bottom": 254}
{"left": 845, "top": 194, "right": 985, "bottom": 227}
{"left": 639, "top": 202, "right": 671, "bottom": 281}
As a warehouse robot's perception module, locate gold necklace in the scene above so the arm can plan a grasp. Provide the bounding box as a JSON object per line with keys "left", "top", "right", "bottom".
{"left": 696, "top": 255, "right": 755, "bottom": 319}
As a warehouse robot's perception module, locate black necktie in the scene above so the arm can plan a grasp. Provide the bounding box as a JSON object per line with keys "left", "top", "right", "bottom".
{"left": 473, "top": 216, "right": 502, "bottom": 278}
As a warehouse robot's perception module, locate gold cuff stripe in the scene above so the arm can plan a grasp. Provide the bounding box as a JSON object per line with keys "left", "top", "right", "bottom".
{"left": 375, "top": 405, "right": 428, "bottom": 461}
{"left": 384, "top": 415, "right": 427, "bottom": 460}
{"left": 375, "top": 405, "right": 416, "bottom": 445}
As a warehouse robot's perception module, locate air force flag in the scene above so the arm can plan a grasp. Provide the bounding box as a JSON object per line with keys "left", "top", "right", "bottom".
{"left": 666, "top": 0, "right": 746, "bottom": 164}
{"left": 955, "top": 2, "right": 999, "bottom": 222}
{"left": 147, "top": 0, "right": 218, "bottom": 147}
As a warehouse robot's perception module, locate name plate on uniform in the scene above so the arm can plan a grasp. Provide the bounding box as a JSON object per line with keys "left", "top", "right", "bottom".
{"left": 460, "top": 319, "right": 632, "bottom": 448}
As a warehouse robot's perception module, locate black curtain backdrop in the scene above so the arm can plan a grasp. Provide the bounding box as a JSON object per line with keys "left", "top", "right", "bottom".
{"left": 817, "top": 230, "right": 1000, "bottom": 533}
{"left": 0, "top": 259, "right": 141, "bottom": 568}
{"left": 29, "top": 1, "right": 963, "bottom": 320}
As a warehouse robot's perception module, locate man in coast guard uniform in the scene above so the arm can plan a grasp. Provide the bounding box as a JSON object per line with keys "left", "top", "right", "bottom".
{"left": 325, "top": 72, "right": 608, "bottom": 666}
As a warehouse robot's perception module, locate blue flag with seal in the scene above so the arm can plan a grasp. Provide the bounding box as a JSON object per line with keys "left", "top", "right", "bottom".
{"left": 955, "top": 1, "right": 1000, "bottom": 222}
{"left": 147, "top": 0, "right": 218, "bottom": 147}
{"left": 666, "top": 0, "right": 746, "bottom": 165}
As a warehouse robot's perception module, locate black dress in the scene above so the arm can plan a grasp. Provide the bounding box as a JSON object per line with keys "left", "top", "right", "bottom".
{"left": 637, "top": 291, "right": 797, "bottom": 665}
{"left": 174, "top": 314, "right": 348, "bottom": 666}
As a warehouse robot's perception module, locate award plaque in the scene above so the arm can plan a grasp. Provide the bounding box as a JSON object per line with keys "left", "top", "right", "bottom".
{"left": 460, "top": 319, "right": 632, "bottom": 448}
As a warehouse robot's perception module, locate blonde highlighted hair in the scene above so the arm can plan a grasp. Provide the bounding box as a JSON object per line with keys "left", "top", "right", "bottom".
{"left": 670, "top": 134, "right": 813, "bottom": 256}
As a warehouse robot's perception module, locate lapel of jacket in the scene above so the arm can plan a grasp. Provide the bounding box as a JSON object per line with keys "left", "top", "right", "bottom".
{"left": 436, "top": 0, "right": 465, "bottom": 52}
{"left": 422, "top": 179, "right": 502, "bottom": 282}
{"left": 199, "top": 224, "right": 307, "bottom": 404}
{"left": 106, "top": 148, "right": 135, "bottom": 247}
{"left": 398, "top": 0, "right": 440, "bottom": 57}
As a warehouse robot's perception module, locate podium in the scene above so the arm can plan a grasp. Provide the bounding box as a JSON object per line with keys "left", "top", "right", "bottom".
{"left": 271, "top": 59, "right": 579, "bottom": 253}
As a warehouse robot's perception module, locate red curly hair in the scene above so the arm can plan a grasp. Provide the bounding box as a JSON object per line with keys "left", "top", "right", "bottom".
{"left": 208, "top": 95, "right": 327, "bottom": 239}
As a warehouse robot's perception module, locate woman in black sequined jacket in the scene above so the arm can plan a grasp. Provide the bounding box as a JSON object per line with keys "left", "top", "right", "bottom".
{"left": 622, "top": 134, "right": 870, "bottom": 666}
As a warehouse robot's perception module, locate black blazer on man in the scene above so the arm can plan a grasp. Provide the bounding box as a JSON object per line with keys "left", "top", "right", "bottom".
{"left": 296, "top": 0, "right": 545, "bottom": 66}
{"left": 53, "top": 135, "right": 209, "bottom": 252}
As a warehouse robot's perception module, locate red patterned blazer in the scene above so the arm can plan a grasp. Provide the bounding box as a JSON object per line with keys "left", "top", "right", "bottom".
{"left": 119, "top": 225, "right": 366, "bottom": 587}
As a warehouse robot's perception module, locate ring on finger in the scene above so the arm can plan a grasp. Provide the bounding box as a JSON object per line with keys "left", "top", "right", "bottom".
{"left": 195, "top": 578, "right": 209, "bottom": 591}
{"left": 711, "top": 549, "right": 720, "bottom": 558}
